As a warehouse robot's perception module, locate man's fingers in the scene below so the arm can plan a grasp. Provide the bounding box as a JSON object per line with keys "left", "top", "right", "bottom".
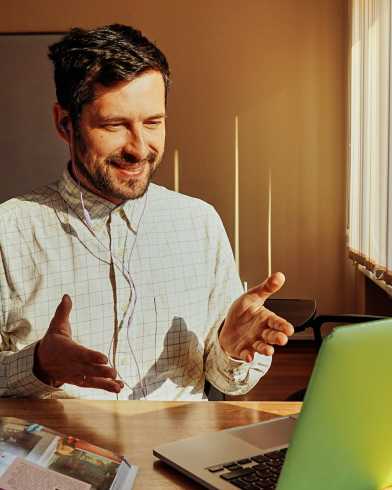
{"left": 247, "top": 272, "right": 286, "bottom": 304}
{"left": 48, "top": 294, "right": 73, "bottom": 337}
{"left": 81, "top": 347, "right": 108, "bottom": 365}
{"left": 239, "top": 348, "right": 254, "bottom": 363}
{"left": 54, "top": 294, "right": 72, "bottom": 322}
{"left": 58, "top": 362, "right": 117, "bottom": 382}
{"left": 64, "top": 345, "right": 114, "bottom": 378}
{"left": 66, "top": 342, "right": 108, "bottom": 365}
{"left": 267, "top": 315, "right": 295, "bottom": 336}
{"left": 80, "top": 363, "right": 117, "bottom": 379}
{"left": 252, "top": 340, "right": 274, "bottom": 356}
{"left": 72, "top": 376, "right": 124, "bottom": 393}
{"left": 262, "top": 328, "right": 289, "bottom": 346}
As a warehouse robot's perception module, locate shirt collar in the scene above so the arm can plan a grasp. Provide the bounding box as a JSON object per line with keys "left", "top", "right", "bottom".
{"left": 57, "top": 164, "right": 148, "bottom": 233}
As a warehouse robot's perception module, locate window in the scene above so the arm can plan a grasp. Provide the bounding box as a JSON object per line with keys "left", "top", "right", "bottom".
{"left": 348, "top": 0, "right": 392, "bottom": 291}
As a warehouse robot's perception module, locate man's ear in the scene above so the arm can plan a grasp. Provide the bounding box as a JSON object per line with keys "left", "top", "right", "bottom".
{"left": 53, "top": 103, "right": 72, "bottom": 143}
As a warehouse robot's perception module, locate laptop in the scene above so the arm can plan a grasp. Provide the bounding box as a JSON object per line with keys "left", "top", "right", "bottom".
{"left": 153, "top": 319, "right": 392, "bottom": 490}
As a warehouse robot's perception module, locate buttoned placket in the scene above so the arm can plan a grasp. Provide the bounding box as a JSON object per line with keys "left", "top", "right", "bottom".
{"left": 107, "top": 207, "right": 142, "bottom": 399}
{"left": 59, "top": 166, "right": 149, "bottom": 400}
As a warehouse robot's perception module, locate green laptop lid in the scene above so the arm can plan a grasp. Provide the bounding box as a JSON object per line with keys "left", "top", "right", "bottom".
{"left": 277, "top": 319, "right": 392, "bottom": 490}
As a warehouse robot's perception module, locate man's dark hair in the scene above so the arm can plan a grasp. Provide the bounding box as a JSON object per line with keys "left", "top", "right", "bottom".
{"left": 48, "top": 24, "right": 170, "bottom": 122}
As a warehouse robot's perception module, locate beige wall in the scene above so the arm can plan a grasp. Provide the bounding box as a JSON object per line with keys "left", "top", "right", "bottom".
{"left": 0, "top": 0, "right": 357, "bottom": 316}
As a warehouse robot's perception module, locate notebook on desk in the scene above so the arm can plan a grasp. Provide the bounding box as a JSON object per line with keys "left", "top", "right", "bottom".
{"left": 153, "top": 318, "right": 392, "bottom": 490}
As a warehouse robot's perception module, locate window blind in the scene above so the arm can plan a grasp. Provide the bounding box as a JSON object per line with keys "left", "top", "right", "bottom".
{"left": 348, "top": 0, "right": 392, "bottom": 288}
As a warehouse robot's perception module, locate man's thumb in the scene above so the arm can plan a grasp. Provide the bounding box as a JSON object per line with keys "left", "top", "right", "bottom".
{"left": 48, "top": 294, "right": 73, "bottom": 336}
{"left": 247, "top": 272, "right": 286, "bottom": 303}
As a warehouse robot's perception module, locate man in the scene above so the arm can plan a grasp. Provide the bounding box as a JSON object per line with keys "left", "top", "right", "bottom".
{"left": 0, "top": 24, "right": 293, "bottom": 400}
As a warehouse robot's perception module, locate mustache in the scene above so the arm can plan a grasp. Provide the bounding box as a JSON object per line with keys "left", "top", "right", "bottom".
{"left": 107, "top": 152, "right": 156, "bottom": 166}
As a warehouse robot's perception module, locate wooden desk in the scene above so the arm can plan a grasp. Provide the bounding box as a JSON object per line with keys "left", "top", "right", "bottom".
{"left": 0, "top": 400, "right": 301, "bottom": 489}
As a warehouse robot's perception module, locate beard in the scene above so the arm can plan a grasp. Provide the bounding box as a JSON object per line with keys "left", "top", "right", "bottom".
{"left": 73, "top": 138, "right": 162, "bottom": 202}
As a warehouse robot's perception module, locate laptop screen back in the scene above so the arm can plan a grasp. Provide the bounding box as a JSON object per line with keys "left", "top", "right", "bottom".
{"left": 277, "top": 319, "right": 392, "bottom": 490}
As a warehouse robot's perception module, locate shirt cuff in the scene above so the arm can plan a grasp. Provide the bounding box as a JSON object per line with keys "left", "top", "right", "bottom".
{"left": 205, "top": 324, "right": 272, "bottom": 395}
{"left": 5, "top": 342, "right": 62, "bottom": 398}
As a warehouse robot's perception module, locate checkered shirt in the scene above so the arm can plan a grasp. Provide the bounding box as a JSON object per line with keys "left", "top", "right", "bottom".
{"left": 0, "top": 167, "right": 271, "bottom": 399}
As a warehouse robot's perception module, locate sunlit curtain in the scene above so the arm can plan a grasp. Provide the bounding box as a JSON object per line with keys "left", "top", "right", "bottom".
{"left": 348, "top": 0, "right": 392, "bottom": 286}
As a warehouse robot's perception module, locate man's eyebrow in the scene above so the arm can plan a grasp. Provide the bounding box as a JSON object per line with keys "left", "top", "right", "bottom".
{"left": 145, "top": 113, "right": 167, "bottom": 119}
{"left": 96, "top": 115, "right": 126, "bottom": 123}
{"left": 98, "top": 113, "right": 166, "bottom": 122}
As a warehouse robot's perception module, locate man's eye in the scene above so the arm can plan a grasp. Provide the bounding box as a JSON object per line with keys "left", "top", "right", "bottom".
{"left": 103, "top": 124, "right": 123, "bottom": 130}
{"left": 145, "top": 120, "right": 162, "bottom": 128}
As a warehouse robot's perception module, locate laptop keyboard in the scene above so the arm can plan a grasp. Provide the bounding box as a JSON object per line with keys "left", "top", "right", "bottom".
{"left": 206, "top": 448, "right": 287, "bottom": 489}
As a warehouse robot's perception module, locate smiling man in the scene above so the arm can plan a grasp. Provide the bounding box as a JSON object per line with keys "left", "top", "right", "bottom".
{"left": 66, "top": 71, "right": 166, "bottom": 202}
{"left": 0, "top": 24, "right": 293, "bottom": 400}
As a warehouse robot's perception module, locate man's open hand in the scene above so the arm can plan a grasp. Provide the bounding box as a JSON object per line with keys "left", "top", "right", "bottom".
{"left": 219, "top": 272, "right": 294, "bottom": 362}
{"left": 34, "top": 294, "right": 124, "bottom": 393}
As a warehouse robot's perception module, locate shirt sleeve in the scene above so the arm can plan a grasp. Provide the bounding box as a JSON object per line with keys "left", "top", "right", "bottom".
{"left": 203, "top": 206, "right": 272, "bottom": 396}
{"left": 0, "top": 341, "right": 60, "bottom": 398}
{"left": 0, "top": 226, "right": 59, "bottom": 398}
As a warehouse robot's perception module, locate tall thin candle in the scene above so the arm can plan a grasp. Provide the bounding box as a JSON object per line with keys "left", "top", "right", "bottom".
{"left": 174, "top": 149, "right": 179, "bottom": 192}
{"left": 234, "top": 115, "right": 239, "bottom": 273}
{"left": 268, "top": 168, "right": 272, "bottom": 277}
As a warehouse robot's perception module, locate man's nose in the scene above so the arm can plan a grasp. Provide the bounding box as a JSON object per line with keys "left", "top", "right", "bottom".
{"left": 124, "top": 126, "right": 147, "bottom": 161}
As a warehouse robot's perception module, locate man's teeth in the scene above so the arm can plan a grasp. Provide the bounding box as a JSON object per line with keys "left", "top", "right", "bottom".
{"left": 114, "top": 163, "right": 142, "bottom": 169}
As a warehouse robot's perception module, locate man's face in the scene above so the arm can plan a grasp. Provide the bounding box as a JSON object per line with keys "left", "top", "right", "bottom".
{"left": 71, "top": 70, "right": 166, "bottom": 203}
